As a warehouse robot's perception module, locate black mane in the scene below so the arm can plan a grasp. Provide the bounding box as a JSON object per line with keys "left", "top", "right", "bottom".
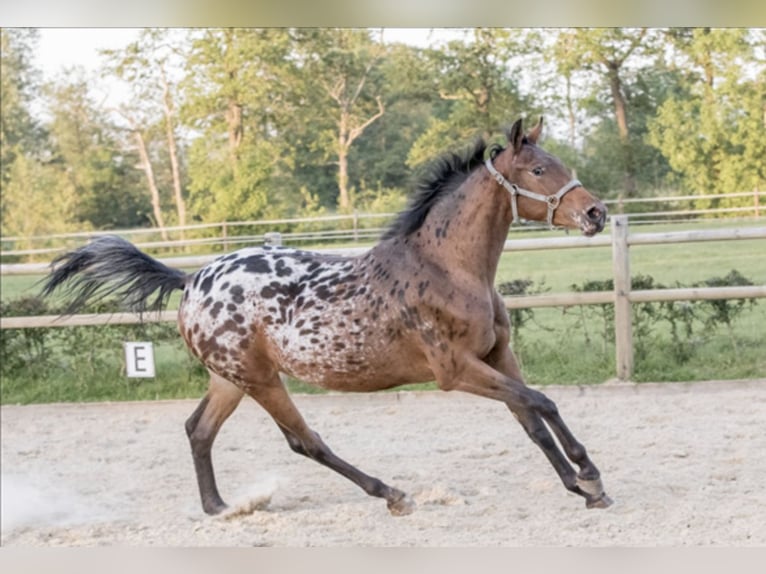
{"left": 382, "top": 138, "right": 492, "bottom": 240}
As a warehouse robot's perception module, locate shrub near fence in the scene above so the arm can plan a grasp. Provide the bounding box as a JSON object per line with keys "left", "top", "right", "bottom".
{"left": 494, "top": 270, "right": 762, "bottom": 383}
{"left": 0, "top": 297, "right": 207, "bottom": 403}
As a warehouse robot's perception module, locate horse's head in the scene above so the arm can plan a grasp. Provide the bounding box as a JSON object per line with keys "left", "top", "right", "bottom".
{"left": 486, "top": 117, "right": 607, "bottom": 236}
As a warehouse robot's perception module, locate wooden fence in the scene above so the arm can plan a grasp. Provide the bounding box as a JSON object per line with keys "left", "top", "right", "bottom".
{"left": 2, "top": 217, "right": 765, "bottom": 381}
{"left": 1, "top": 189, "right": 762, "bottom": 261}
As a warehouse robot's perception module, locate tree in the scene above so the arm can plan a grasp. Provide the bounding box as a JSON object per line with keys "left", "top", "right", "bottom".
{"left": 101, "top": 29, "right": 188, "bottom": 231}
{"left": 350, "top": 42, "right": 438, "bottom": 205}
{"left": 0, "top": 28, "right": 42, "bottom": 188}
{"left": 648, "top": 28, "right": 765, "bottom": 206}
{"left": 406, "top": 28, "right": 532, "bottom": 169}
{"left": 2, "top": 152, "right": 80, "bottom": 242}
{"left": 551, "top": 28, "right": 652, "bottom": 197}
{"left": 45, "top": 74, "right": 150, "bottom": 230}
{"left": 181, "top": 28, "right": 294, "bottom": 222}
{"left": 290, "top": 29, "right": 387, "bottom": 211}
{"left": 1, "top": 29, "right": 83, "bottom": 244}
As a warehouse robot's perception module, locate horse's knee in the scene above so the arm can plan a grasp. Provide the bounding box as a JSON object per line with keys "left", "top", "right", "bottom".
{"left": 569, "top": 442, "right": 588, "bottom": 463}
{"left": 285, "top": 435, "right": 309, "bottom": 456}
{"left": 529, "top": 390, "right": 558, "bottom": 417}
{"left": 297, "top": 431, "right": 332, "bottom": 462}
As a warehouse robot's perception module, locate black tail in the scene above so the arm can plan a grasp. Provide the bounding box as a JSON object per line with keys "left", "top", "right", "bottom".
{"left": 41, "top": 235, "right": 187, "bottom": 315}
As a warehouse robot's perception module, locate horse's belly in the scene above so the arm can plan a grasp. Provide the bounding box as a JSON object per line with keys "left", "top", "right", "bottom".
{"left": 271, "top": 324, "right": 432, "bottom": 391}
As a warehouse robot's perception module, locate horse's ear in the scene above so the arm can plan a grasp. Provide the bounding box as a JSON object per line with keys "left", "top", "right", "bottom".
{"left": 506, "top": 118, "right": 524, "bottom": 153}
{"left": 527, "top": 116, "right": 544, "bottom": 145}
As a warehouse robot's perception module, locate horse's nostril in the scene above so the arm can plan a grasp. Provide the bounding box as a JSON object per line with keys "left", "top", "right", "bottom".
{"left": 587, "top": 206, "right": 604, "bottom": 222}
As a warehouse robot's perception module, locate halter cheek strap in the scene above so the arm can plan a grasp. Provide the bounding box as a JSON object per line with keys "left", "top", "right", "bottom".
{"left": 484, "top": 158, "right": 581, "bottom": 228}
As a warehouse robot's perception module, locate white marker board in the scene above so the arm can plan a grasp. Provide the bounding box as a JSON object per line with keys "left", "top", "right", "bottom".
{"left": 124, "top": 342, "right": 156, "bottom": 378}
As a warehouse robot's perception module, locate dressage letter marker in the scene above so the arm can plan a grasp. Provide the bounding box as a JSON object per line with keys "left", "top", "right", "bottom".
{"left": 124, "top": 342, "right": 156, "bottom": 378}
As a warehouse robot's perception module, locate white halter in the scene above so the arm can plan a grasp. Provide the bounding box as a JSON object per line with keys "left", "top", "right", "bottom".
{"left": 484, "top": 157, "right": 582, "bottom": 228}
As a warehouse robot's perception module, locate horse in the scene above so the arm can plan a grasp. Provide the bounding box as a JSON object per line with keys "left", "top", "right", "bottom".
{"left": 42, "top": 116, "right": 612, "bottom": 517}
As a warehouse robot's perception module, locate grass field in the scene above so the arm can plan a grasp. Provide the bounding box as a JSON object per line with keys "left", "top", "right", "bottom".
{"left": 1, "top": 219, "right": 764, "bottom": 404}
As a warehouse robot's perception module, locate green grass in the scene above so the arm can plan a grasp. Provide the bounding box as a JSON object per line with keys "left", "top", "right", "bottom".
{"left": 1, "top": 219, "right": 764, "bottom": 404}
{"left": 508, "top": 302, "right": 765, "bottom": 386}
{"left": 0, "top": 341, "right": 208, "bottom": 404}
{"left": 496, "top": 218, "right": 766, "bottom": 290}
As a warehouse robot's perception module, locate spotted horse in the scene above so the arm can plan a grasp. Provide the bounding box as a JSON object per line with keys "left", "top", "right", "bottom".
{"left": 42, "top": 117, "right": 612, "bottom": 516}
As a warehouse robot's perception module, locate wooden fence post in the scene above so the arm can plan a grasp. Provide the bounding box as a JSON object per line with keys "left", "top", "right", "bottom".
{"left": 611, "top": 215, "right": 633, "bottom": 381}
{"left": 264, "top": 232, "right": 282, "bottom": 247}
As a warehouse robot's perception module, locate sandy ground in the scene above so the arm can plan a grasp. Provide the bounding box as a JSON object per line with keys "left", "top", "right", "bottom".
{"left": 1, "top": 379, "right": 765, "bottom": 547}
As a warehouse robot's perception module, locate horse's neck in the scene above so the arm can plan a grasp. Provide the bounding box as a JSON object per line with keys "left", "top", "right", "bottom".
{"left": 416, "top": 170, "right": 511, "bottom": 285}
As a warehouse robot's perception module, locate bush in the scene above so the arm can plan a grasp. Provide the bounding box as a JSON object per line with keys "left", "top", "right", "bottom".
{"left": 0, "top": 295, "right": 186, "bottom": 381}
{"left": 500, "top": 269, "right": 758, "bottom": 374}
{"left": 568, "top": 269, "right": 757, "bottom": 364}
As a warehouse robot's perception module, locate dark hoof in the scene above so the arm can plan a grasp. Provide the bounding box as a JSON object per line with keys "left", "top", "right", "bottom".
{"left": 387, "top": 492, "right": 416, "bottom": 516}
{"left": 586, "top": 493, "right": 613, "bottom": 509}
{"left": 576, "top": 477, "right": 612, "bottom": 509}
{"left": 203, "top": 501, "right": 229, "bottom": 516}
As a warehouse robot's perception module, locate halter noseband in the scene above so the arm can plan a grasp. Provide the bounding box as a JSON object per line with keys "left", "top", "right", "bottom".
{"left": 484, "top": 157, "right": 581, "bottom": 228}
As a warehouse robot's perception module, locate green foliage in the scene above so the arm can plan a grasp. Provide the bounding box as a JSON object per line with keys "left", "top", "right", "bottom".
{"left": 407, "top": 29, "right": 532, "bottom": 168}
{"left": 46, "top": 75, "right": 152, "bottom": 229}
{"left": 288, "top": 29, "right": 388, "bottom": 210}
{"left": 0, "top": 295, "right": 206, "bottom": 403}
{"left": 3, "top": 27, "right": 765, "bottom": 245}
{"left": 647, "top": 29, "right": 765, "bottom": 200}
{"left": 496, "top": 279, "right": 551, "bottom": 346}
{"left": 1, "top": 29, "right": 43, "bottom": 186}
{"left": 567, "top": 270, "right": 757, "bottom": 364}
{"left": 181, "top": 29, "right": 297, "bottom": 221}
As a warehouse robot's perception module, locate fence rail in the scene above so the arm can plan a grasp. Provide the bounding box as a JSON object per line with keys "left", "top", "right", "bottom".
{"left": 2, "top": 218, "right": 765, "bottom": 381}
{"left": 1, "top": 189, "right": 762, "bottom": 260}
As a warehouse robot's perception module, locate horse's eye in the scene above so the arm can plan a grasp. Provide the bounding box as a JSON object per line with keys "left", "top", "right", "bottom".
{"left": 532, "top": 167, "right": 544, "bottom": 176}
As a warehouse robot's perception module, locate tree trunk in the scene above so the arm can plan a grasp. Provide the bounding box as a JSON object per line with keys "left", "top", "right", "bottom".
{"left": 334, "top": 96, "right": 384, "bottom": 211}
{"left": 226, "top": 99, "right": 243, "bottom": 163}
{"left": 565, "top": 73, "right": 576, "bottom": 148}
{"left": 607, "top": 63, "right": 630, "bottom": 143}
{"left": 160, "top": 67, "right": 186, "bottom": 235}
{"left": 223, "top": 30, "right": 243, "bottom": 178}
{"left": 134, "top": 131, "right": 168, "bottom": 240}
{"left": 337, "top": 126, "right": 351, "bottom": 211}
{"left": 607, "top": 62, "right": 636, "bottom": 199}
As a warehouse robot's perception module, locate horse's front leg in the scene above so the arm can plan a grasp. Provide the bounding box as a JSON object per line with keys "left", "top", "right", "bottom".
{"left": 440, "top": 349, "right": 612, "bottom": 509}
{"left": 486, "top": 344, "right": 612, "bottom": 508}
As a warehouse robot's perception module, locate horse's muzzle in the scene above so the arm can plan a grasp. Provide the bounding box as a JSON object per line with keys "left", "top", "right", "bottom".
{"left": 582, "top": 202, "right": 607, "bottom": 236}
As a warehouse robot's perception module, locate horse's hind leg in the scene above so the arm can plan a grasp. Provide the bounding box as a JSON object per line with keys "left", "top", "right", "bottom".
{"left": 247, "top": 376, "right": 414, "bottom": 516}
{"left": 185, "top": 371, "right": 244, "bottom": 515}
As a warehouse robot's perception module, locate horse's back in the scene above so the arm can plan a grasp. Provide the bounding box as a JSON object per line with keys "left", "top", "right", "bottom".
{"left": 178, "top": 245, "right": 433, "bottom": 390}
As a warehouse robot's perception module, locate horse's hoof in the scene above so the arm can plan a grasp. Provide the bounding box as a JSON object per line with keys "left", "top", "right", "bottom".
{"left": 586, "top": 493, "right": 613, "bottom": 509}
{"left": 387, "top": 493, "right": 416, "bottom": 516}
{"left": 203, "top": 501, "right": 229, "bottom": 516}
{"left": 576, "top": 477, "right": 612, "bottom": 509}
{"left": 576, "top": 477, "right": 604, "bottom": 497}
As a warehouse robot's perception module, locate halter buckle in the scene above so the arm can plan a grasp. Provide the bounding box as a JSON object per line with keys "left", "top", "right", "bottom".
{"left": 492, "top": 171, "right": 507, "bottom": 186}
